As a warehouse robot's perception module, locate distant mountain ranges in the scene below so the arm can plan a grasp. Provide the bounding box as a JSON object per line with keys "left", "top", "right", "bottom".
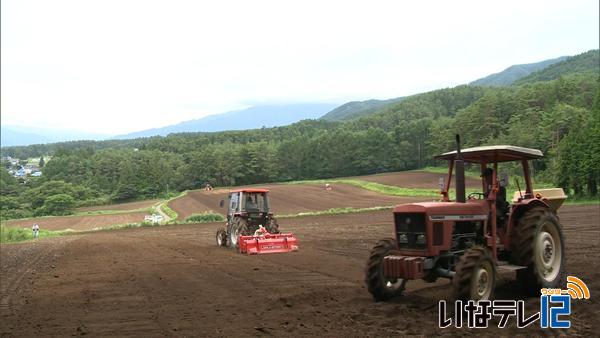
{"left": 320, "top": 49, "right": 598, "bottom": 121}
{"left": 0, "top": 126, "right": 109, "bottom": 148}
{"left": 111, "top": 103, "right": 338, "bottom": 139}
{"left": 2, "top": 49, "right": 598, "bottom": 146}
{"left": 468, "top": 56, "right": 569, "bottom": 87}
{"left": 319, "top": 97, "right": 406, "bottom": 121}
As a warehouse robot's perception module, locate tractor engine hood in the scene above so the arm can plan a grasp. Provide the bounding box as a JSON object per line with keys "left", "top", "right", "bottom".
{"left": 393, "top": 201, "right": 488, "bottom": 219}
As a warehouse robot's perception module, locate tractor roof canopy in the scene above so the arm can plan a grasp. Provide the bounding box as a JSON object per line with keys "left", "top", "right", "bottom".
{"left": 436, "top": 145, "right": 543, "bottom": 163}
{"left": 230, "top": 188, "right": 269, "bottom": 193}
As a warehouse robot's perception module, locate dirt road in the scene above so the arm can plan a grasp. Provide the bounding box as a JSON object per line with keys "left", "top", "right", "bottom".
{"left": 1, "top": 205, "right": 598, "bottom": 336}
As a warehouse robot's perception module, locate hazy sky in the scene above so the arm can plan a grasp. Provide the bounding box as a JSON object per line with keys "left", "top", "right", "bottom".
{"left": 1, "top": 0, "right": 598, "bottom": 135}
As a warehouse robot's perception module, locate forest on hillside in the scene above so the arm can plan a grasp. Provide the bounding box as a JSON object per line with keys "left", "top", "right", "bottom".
{"left": 1, "top": 53, "right": 599, "bottom": 220}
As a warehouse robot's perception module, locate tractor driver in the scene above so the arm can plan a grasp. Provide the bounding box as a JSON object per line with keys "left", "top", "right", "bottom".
{"left": 482, "top": 167, "right": 509, "bottom": 225}
{"left": 245, "top": 195, "right": 258, "bottom": 211}
{"left": 482, "top": 167, "right": 494, "bottom": 197}
{"left": 481, "top": 167, "right": 507, "bottom": 200}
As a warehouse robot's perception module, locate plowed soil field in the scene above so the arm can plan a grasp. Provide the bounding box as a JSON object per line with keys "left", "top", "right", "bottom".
{"left": 3, "top": 212, "right": 147, "bottom": 231}
{"left": 75, "top": 199, "right": 159, "bottom": 212}
{"left": 355, "top": 170, "right": 481, "bottom": 189}
{"left": 168, "top": 184, "right": 429, "bottom": 220}
{"left": 1, "top": 205, "right": 598, "bottom": 336}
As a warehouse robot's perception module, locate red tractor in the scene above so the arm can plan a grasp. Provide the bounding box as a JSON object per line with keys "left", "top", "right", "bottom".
{"left": 216, "top": 189, "right": 298, "bottom": 254}
{"left": 366, "top": 136, "right": 566, "bottom": 301}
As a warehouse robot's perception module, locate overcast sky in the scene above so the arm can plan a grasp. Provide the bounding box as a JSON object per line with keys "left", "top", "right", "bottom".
{"left": 1, "top": 0, "right": 598, "bottom": 135}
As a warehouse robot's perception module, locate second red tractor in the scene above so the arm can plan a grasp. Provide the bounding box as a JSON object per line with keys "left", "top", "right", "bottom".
{"left": 216, "top": 189, "right": 298, "bottom": 254}
{"left": 366, "top": 136, "right": 566, "bottom": 301}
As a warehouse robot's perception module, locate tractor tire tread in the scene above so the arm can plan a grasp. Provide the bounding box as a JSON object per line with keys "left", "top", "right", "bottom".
{"left": 365, "top": 238, "right": 402, "bottom": 302}
{"left": 229, "top": 217, "right": 249, "bottom": 249}
{"left": 216, "top": 228, "right": 227, "bottom": 247}
{"left": 511, "top": 207, "right": 565, "bottom": 293}
{"left": 453, "top": 246, "right": 496, "bottom": 300}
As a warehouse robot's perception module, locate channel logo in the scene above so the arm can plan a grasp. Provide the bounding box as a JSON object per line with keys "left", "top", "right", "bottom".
{"left": 439, "top": 275, "right": 591, "bottom": 329}
{"left": 540, "top": 276, "right": 591, "bottom": 329}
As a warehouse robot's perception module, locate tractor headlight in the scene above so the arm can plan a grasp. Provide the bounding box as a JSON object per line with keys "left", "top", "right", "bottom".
{"left": 416, "top": 234, "right": 426, "bottom": 245}
{"left": 398, "top": 233, "right": 408, "bottom": 244}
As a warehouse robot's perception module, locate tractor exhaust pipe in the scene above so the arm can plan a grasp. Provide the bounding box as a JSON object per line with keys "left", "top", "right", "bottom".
{"left": 455, "top": 135, "right": 466, "bottom": 203}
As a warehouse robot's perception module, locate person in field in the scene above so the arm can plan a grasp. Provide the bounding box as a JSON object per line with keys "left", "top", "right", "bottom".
{"left": 32, "top": 223, "right": 39, "bottom": 239}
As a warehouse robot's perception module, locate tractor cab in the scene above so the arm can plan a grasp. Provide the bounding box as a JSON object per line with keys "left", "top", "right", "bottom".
{"left": 225, "top": 189, "right": 271, "bottom": 220}
{"left": 436, "top": 144, "right": 546, "bottom": 231}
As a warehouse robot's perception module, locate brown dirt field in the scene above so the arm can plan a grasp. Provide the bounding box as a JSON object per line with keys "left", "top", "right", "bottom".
{"left": 169, "top": 184, "right": 429, "bottom": 220}
{"left": 1, "top": 205, "right": 598, "bottom": 336}
{"left": 3, "top": 212, "right": 147, "bottom": 231}
{"left": 355, "top": 170, "right": 481, "bottom": 189}
{"left": 75, "top": 199, "right": 159, "bottom": 212}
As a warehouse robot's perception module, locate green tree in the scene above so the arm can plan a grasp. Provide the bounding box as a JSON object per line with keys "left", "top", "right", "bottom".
{"left": 0, "top": 168, "right": 21, "bottom": 196}
{"left": 113, "top": 160, "right": 138, "bottom": 201}
{"left": 41, "top": 194, "right": 75, "bottom": 215}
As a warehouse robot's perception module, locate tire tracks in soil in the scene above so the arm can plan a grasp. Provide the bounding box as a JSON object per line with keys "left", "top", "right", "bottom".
{"left": 0, "top": 236, "right": 78, "bottom": 335}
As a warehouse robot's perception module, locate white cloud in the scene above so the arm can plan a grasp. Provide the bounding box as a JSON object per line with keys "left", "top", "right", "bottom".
{"left": 1, "top": 0, "right": 598, "bottom": 134}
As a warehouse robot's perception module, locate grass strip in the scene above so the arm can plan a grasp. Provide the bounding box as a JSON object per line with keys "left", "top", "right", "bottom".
{"left": 420, "top": 166, "right": 481, "bottom": 179}
{"left": 0, "top": 224, "right": 73, "bottom": 243}
{"left": 284, "top": 177, "right": 484, "bottom": 199}
{"left": 563, "top": 198, "right": 600, "bottom": 205}
{"left": 1, "top": 207, "right": 153, "bottom": 223}
{"left": 182, "top": 212, "right": 225, "bottom": 224}
{"left": 278, "top": 206, "right": 394, "bottom": 218}
{"left": 159, "top": 203, "right": 178, "bottom": 220}
{"left": 72, "top": 207, "right": 153, "bottom": 216}
{"left": 284, "top": 178, "right": 442, "bottom": 197}
{"left": 0, "top": 220, "right": 163, "bottom": 244}
{"left": 159, "top": 190, "right": 189, "bottom": 220}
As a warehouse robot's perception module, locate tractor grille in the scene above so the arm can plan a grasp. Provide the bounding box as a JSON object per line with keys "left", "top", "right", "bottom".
{"left": 433, "top": 222, "right": 444, "bottom": 246}
{"left": 394, "top": 213, "right": 427, "bottom": 249}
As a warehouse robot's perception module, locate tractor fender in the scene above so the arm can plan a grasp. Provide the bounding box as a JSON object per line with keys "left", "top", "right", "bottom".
{"left": 504, "top": 198, "right": 550, "bottom": 249}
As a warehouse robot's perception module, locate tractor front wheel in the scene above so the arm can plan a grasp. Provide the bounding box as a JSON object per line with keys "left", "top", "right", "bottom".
{"left": 453, "top": 246, "right": 496, "bottom": 300}
{"left": 365, "top": 238, "right": 406, "bottom": 301}
{"left": 512, "top": 207, "right": 565, "bottom": 293}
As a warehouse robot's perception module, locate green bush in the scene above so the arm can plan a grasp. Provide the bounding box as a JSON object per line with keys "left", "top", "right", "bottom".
{"left": 0, "top": 209, "right": 32, "bottom": 221}
{"left": 185, "top": 212, "right": 225, "bottom": 223}
{"left": 0, "top": 196, "right": 32, "bottom": 220}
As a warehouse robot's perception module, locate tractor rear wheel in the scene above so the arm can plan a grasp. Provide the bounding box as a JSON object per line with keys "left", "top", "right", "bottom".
{"left": 511, "top": 207, "right": 565, "bottom": 293}
{"left": 365, "top": 238, "right": 406, "bottom": 301}
{"left": 453, "top": 246, "right": 496, "bottom": 300}
{"left": 229, "top": 218, "right": 249, "bottom": 248}
{"left": 216, "top": 228, "right": 227, "bottom": 247}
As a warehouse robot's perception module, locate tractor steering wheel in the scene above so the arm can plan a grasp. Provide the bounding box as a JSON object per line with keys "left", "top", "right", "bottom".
{"left": 468, "top": 192, "right": 486, "bottom": 200}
